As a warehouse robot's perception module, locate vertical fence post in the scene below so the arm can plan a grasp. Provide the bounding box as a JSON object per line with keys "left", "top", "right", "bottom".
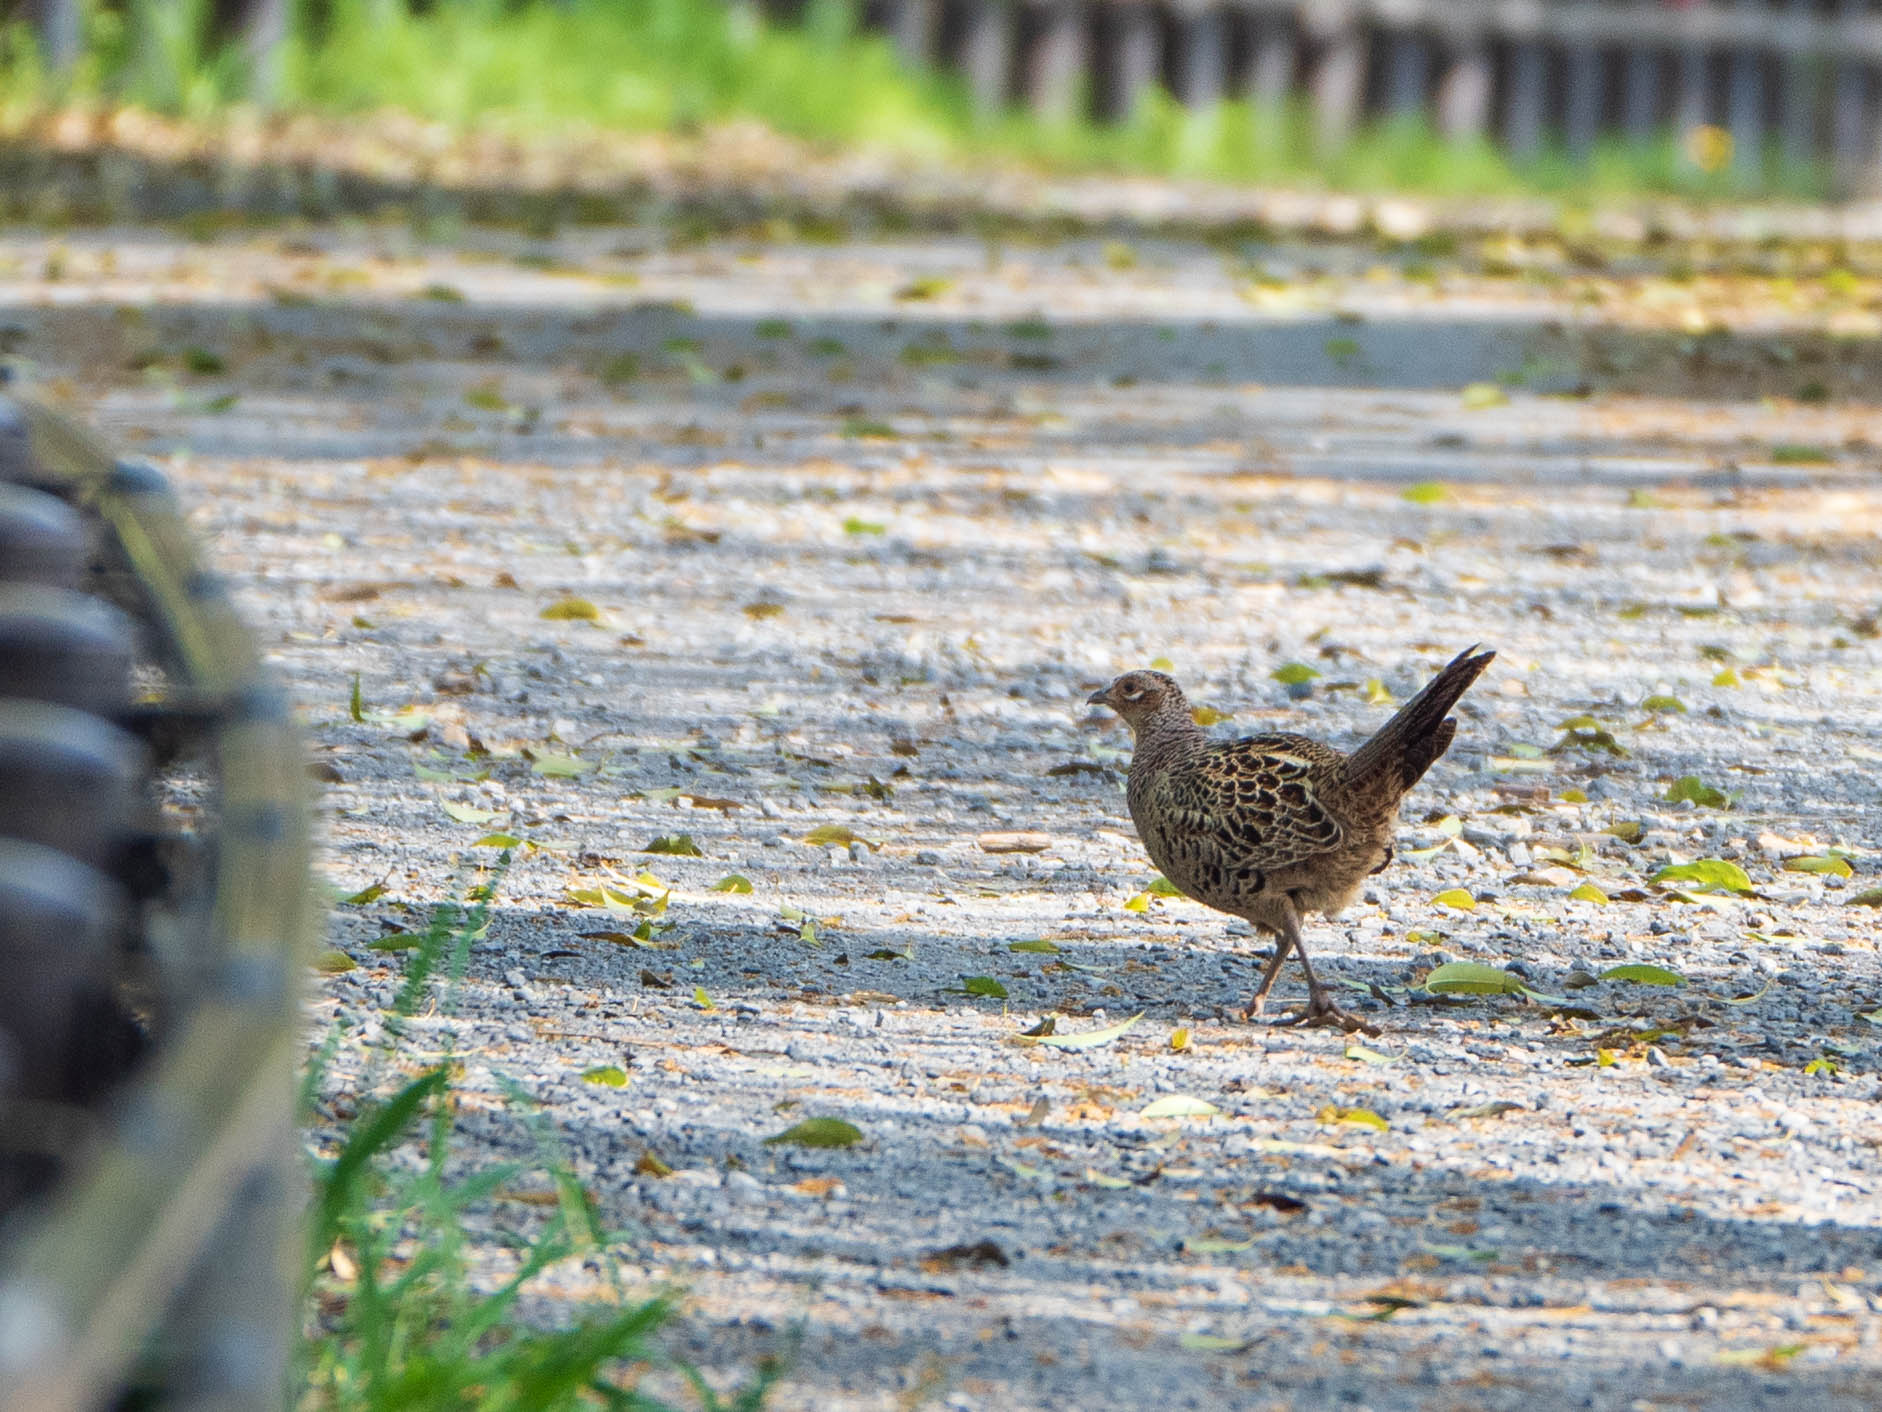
{"left": 1622, "top": 46, "right": 1661, "bottom": 143}
{"left": 1176, "top": 0, "right": 1227, "bottom": 112}
{"left": 1436, "top": 25, "right": 1491, "bottom": 145}
{"left": 1727, "top": 0, "right": 1766, "bottom": 180}
{"left": 1504, "top": 39, "right": 1546, "bottom": 159}
{"left": 1111, "top": 2, "right": 1161, "bottom": 120}
{"left": 1385, "top": 31, "right": 1430, "bottom": 121}
{"left": 1776, "top": 0, "right": 1817, "bottom": 172}
{"left": 1833, "top": 0, "right": 1869, "bottom": 191}
{"left": 1027, "top": 0, "right": 1089, "bottom": 124}
{"left": 963, "top": 0, "right": 1015, "bottom": 119}
{"left": 891, "top": 0, "right": 940, "bottom": 69}
{"left": 1674, "top": 32, "right": 1709, "bottom": 157}
{"left": 1308, "top": 0, "right": 1366, "bottom": 154}
{"left": 240, "top": 0, "right": 289, "bottom": 105}
{"left": 1246, "top": 13, "right": 1296, "bottom": 157}
{"left": 1563, "top": 41, "right": 1602, "bottom": 159}
{"left": 32, "top": 0, "right": 83, "bottom": 74}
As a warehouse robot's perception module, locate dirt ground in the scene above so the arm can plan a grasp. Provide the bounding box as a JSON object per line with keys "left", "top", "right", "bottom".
{"left": 7, "top": 215, "right": 1882, "bottom": 1408}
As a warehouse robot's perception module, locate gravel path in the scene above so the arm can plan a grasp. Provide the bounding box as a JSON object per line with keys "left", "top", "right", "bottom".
{"left": 7, "top": 221, "right": 1882, "bottom": 1408}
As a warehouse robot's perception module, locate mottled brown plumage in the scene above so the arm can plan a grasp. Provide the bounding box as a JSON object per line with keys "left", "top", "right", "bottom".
{"left": 1088, "top": 646, "right": 1495, "bottom": 1033}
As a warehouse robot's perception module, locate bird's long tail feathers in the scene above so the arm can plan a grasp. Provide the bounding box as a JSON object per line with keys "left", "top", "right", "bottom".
{"left": 1341, "top": 645, "right": 1495, "bottom": 797}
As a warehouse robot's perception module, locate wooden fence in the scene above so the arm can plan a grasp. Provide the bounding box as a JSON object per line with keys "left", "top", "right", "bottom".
{"left": 16, "top": 0, "right": 1882, "bottom": 192}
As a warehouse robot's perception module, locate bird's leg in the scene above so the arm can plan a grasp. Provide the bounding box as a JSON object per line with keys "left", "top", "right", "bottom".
{"left": 1241, "top": 931, "right": 1295, "bottom": 1019}
{"left": 1265, "top": 906, "right": 1382, "bottom": 1037}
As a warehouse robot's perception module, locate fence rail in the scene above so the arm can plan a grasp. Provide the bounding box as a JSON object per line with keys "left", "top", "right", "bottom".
{"left": 17, "top": 0, "right": 1882, "bottom": 193}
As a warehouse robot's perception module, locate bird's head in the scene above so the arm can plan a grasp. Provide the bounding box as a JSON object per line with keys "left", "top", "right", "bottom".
{"left": 1086, "top": 669, "right": 1188, "bottom": 733}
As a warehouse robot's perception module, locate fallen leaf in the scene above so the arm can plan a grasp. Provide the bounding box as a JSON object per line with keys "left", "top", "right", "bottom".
{"left": 441, "top": 801, "right": 500, "bottom": 825}
{"left": 539, "top": 597, "right": 601, "bottom": 621}
{"left": 1600, "top": 963, "right": 1686, "bottom": 986}
{"left": 1783, "top": 854, "right": 1853, "bottom": 878}
{"left": 1024, "top": 1012, "right": 1143, "bottom": 1050}
{"left": 805, "top": 824, "right": 878, "bottom": 850}
{"left": 764, "top": 1118, "right": 863, "bottom": 1148}
{"left": 644, "top": 834, "right": 704, "bottom": 856}
{"left": 314, "top": 949, "right": 356, "bottom": 974}
{"left": 960, "top": 976, "right": 1008, "bottom": 999}
{"left": 1423, "top": 962, "right": 1526, "bottom": 996}
{"left": 1316, "top": 1105, "right": 1389, "bottom": 1131}
{"left": 1008, "top": 939, "right": 1061, "bottom": 953}
{"left": 712, "top": 874, "right": 755, "bottom": 893}
{"left": 1140, "top": 1095, "right": 1220, "bottom": 1119}
{"left": 1651, "top": 859, "right": 1754, "bottom": 894}
{"left": 1431, "top": 888, "right": 1477, "bottom": 911}
{"left": 978, "top": 831, "right": 1052, "bottom": 854}
{"left": 580, "top": 1065, "right": 628, "bottom": 1087}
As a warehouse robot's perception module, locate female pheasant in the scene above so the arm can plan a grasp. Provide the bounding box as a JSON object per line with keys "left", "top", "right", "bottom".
{"left": 1088, "top": 646, "right": 1494, "bottom": 1034}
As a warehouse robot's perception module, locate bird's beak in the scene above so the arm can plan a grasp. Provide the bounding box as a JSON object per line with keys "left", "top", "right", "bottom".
{"left": 1086, "top": 687, "right": 1112, "bottom": 707}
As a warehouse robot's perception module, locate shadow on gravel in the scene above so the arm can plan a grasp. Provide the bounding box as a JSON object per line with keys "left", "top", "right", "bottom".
{"left": 6, "top": 292, "right": 1882, "bottom": 411}
{"left": 424, "top": 904, "right": 1882, "bottom": 1407}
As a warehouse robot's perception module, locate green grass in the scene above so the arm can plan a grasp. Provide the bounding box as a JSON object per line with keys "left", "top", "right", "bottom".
{"left": 0, "top": 0, "right": 1829, "bottom": 205}
{"left": 299, "top": 855, "right": 780, "bottom": 1411}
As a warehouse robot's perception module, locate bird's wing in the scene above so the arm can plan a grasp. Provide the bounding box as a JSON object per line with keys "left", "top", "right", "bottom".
{"left": 1148, "top": 734, "right": 1346, "bottom": 876}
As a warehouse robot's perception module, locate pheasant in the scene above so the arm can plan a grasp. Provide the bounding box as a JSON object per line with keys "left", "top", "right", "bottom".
{"left": 1087, "top": 646, "right": 1494, "bottom": 1034}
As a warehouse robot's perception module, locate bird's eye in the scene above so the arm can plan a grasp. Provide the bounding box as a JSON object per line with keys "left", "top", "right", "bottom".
{"left": 1122, "top": 687, "right": 1147, "bottom": 702}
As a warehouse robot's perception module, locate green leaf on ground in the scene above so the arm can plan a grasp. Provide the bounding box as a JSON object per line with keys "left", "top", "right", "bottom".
{"left": 1665, "top": 775, "right": 1732, "bottom": 808}
{"left": 1784, "top": 854, "right": 1853, "bottom": 877}
{"left": 1461, "top": 381, "right": 1508, "bottom": 409}
{"left": 580, "top": 1065, "right": 628, "bottom": 1087}
{"left": 340, "top": 883, "right": 387, "bottom": 905}
{"left": 1641, "top": 694, "right": 1688, "bottom": 713}
{"left": 1431, "top": 888, "right": 1477, "bottom": 911}
{"left": 531, "top": 754, "right": 587, "bottom": 777}
{"left": 441, "top": 801, "right": 500, "bottom": 825}
{"left": 1271, "top": 662, "right": 1320, "bottom": 685}
{"left": 1027, "top": 1012, "right": 1143, "bottom": 1050}
{"left": 1848, "top": 888, "right": 1882, "bottom": 907}
{"left": 314, "top": 949, "right": 356, "bottom": 974}
{"left": 539, "top": 596, "right": 601, "bottom": 621}
{"left": 765, "top": 1118, "right": 862, "bottom": 1148}
{"left": 348, "top": 673, "right": 365, "bottom": 722}
{"left": 1147, "top": 876, "right": 1182, "bottom": 897}
{"left": 842, "top": 516, "right": 886, "bottom": 535}
{"left": 1400, "top": 482, "right": 1450, "bottom": 505}
{"left": 1316, "top": 1105, "right": 1389, "bottom": 1131}
{"left": 1008, "top": 939, "right": 1062, "bottom": 953}
{"left": 1651, "top": 859, "right": 1754, "bottom": 894}
{"left": 1140, "top": 1095, "right": 1220, "bottom": 1119}
{"left": 1190, "top": 705, "right": 1232, "bottom": 725}
{"left": 644, "top": 834, "right": 703, "bottom": 856}
{"left": 1568, "top": 882, "right": 1610, "bottom": 904}
{"left": 1344, "top": 1044, "right": 1396, "bottom": 1065}
{"left": 805, "top": 824, "right": 877, "bottom": 850}
{"left": 1424, "top": 962, "right": 1526, "bottom": 996}
{"left": 961, "top": 976, "right": 1008, "bottom": 998}
{"left": 711, "top": 874, "right": 754, "bottom": 893}
{"left": 1600, "top": 963, "right": 1686, "bottom": 986}
{"left": 472, "top": 833, "right": 522, "bottom": 849}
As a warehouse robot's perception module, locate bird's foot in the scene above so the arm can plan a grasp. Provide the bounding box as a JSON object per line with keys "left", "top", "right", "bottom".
{"left": 1280, "top": 991, "right": 1382, "bottom": 1037}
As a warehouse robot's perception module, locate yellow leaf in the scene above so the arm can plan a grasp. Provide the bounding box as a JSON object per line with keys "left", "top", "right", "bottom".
{"left": 1431, "top": 888, "right": 1476, "bottom": 911}
{"left": 1123, "top": 892, "right": 1151, "bottom": 912}
{"left": 1316, "top": 1105, "right": 1389, "bottom": 1131}
{"left": 1169, "top": 1027, "right": 1191, "bottom": 1052}
{"left": 1190, "top": 705, "right": 1232, "bottom": 726}
{"left": 540, "top": 596, "right": 601, "bottom": 621}
{"left": 1568, "top": 882, "right": 1609, "bottom": 904}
